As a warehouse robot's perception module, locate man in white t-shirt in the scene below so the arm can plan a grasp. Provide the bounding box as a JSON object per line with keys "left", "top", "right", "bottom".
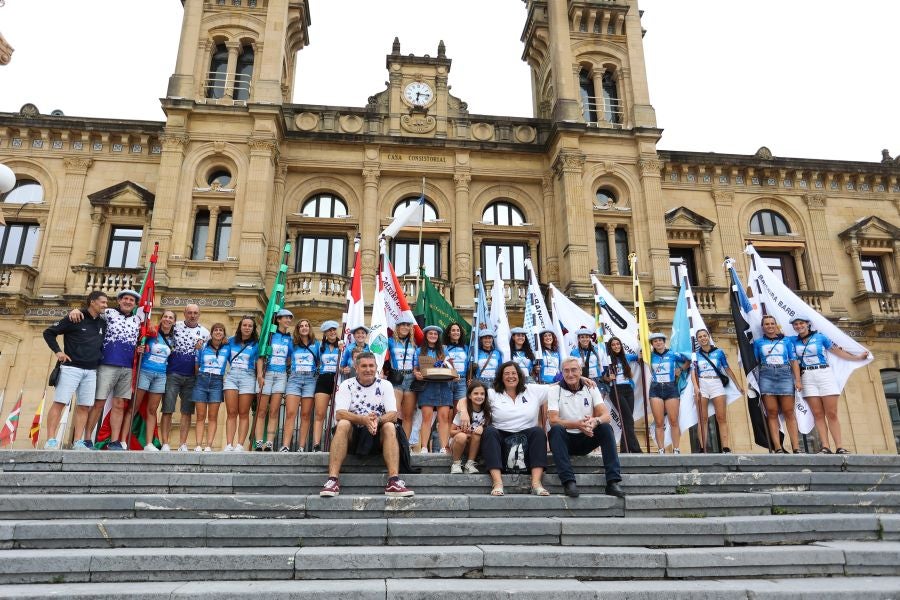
{"left": 320, "top": 352, "right": 414, "bottom": 498}
{"left": 548, "top": 357, "right": 624, "bottom": 498}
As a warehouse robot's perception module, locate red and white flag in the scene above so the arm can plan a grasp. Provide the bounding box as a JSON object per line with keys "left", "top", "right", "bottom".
{"left": 379, "top": 239, "right": 424, "bottom": 345}
{"left": 343, "top": 235, "right": 365, "bottom": 346}
{"left": 0, "top": 390, "right": 23, "bottom": 447}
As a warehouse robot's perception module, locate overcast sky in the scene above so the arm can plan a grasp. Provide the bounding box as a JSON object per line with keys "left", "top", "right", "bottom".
{"left": 1, "top": 0, "right": 897, "bottom": 163}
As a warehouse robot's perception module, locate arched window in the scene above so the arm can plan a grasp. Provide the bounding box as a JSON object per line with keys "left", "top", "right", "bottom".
{"left": 595, "top": 188, "right": 617, "bottom": 209}
{"left": 1, "top": 179, "right": 43, "bottom": 204}
{"left": 602, "top": 71, "right": 621, "bottom": 124}
{"left": 207, "top": 169, "right": 232, "bottom": 188}
{"left": 301, "top": 194, "right": 348, "bottom": 218}
{"left": 392, "top": 197, "right": 438, "bottom": 221}
{"left": 750, "top": 210, "right": 791, "bottom": 236}
{"left": 482, "top": 201, "right": 524, "bottom": 226}
{"left": 206, "top": 43, "right": 228, "bottom": 99}
{"left": 579, "top": 69, "right": 597, "bottom": 124}
{"left": 234, "top": 44, "right": 254, "bottom": 101}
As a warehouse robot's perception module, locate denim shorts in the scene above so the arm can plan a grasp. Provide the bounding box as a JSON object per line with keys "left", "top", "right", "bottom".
{"left": 262, "top": 370, "right": 288, "bottom": 395}
{"left": 758, "top": 364, "right": 795, "bottom": 396}
{"left": 224, "top": 368, "right": 258, "bottom": 395}
{"left": 649, "top": 381, "right": 678, "bottom": 400}
{"left": 53, "top": 365, "right": 97, "bottom": 407}
{"left": 286, "top": 373, "right": 317, "bottom": 397}
{"left": 417, "top": 381, "right": 453, "bottom": 408}
{"left": 450, "top": 378, "right": 467, "bottom": 401}
{"left": 138, "top": 370, "right": 167, "bottom": 395}
{"left": 163, "top": 373, "right": 196, "bottom": 415}
{"left": 393, "top": 372, "right": 415, "bottom": 392}
{"left": 193, "top": 373, "right": 224, "bottom": 404}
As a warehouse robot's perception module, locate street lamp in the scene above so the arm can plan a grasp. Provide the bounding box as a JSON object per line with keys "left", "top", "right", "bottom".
{"left": 0, "top": 162, "right": 16, "bottom": 226}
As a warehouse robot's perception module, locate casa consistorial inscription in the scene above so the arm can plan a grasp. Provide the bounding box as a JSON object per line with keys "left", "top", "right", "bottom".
{"left": 385, "top": 153, "right": 448, "bottom": 163}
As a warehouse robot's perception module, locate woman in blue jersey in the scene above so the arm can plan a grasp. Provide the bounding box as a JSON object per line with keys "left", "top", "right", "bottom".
{"left": 691, "top": 328, "right": 743, "bottom": 454}
{"left": 193, "top": 323, "right": 230, "bottom": 452}
{"left": 340, "top": 325, "right": 370, "bottom": 379}
{"left": 571, "top": 328, "right": 604, "bottom": 386}
{"left": 286, "top": 318, "right": 320, "bottom": 452}
{"left": 312, "top": 320, "right": 342, "bottom": 452}
{"left": 509, "top": 327, "right": 536, "bottom": 383}
{"left": 472, "top": 329, "right": 501, "bottom": 386}
{"left": 388, "top": 318, "right": 418, "bottom": 440}
{"left": 256, "top": 309, "right": 294, "bottom": 451}
{"left": 223, "top": 316, "right": 261, "bottom": 452}
{"left": 753, "top": 314, "right": 801, "bottom": 453}
{"left": 603, "top": 336, "right": 641, "bottom": 453}
{"left": 790, "top": 314, "right": 869, "bottom": 455}
{"left": 537, "top": 329, "right": 563, "bottom": 384}
{"left": 648, "top": 332, "right": 690, "bottom": 454}
{"left": 443, "top": 322, "right": 469, "bottom": 406}
{"left": 136, "top": 310, "right": 176, "bottom": 451}
{"left": 414, "top": 325, "right": 454, "bottom": 453}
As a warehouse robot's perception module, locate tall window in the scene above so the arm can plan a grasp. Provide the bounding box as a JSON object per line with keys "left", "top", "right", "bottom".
{"left": 301, "top": 194, "right": 348, "bottom": 218}
{"left": 882, "top": 370, "right": 900, "bottom": 453}
{"left": 602, "top": 71, "right": 621, "bottom": 124}
{"left": 206, "top": 43, "right": 228, "bottom": 99}
{"left": 393, "top": 197, "right": 437, "bottom": 222}
{"left": 861, "top": 256, "right": 887, "bottom": 293}
{"left": 595, "top": 227, "right": 610, "bottom": 275}
{"left": 392, "top": 240, "right": 439, "bottom": 277}
{"left": 234, "top": 44, "right": 254, "bottom": 101}
{"left": 483, "top": 243, "right": 527, "bottom": 280}
{"left": 579, "top": 69, "right": 597, "bottom": 124}
{"left": 669, "top": 248, "right": 697, "bottom": 286}
{"left": 214, "top": 212, "right": 232, "bottom": 261}
{"left": 107, "top": 227, "right": 142, "bottom": 269}
{"left": 191, "top": 211, "right": 210, "bottom": 260}
{"left": 0, "top": 223, "right": 39, "bottom": 266}
{"left": 759, "top": 251, "right": 799, "bottom": 290}
{"left": 296, "top": 236, "right": 346, "bottom": 275}
{"left": 0, "top": 179, "right": 43, "bottom": 204}
{"left": 482, "top": 201, "right": 524, "bottom": 226}
{"left": 615, "top": 227, "right": 630, "bottom": 275}
{"left": 750, "top": 210, "right": 790, "bottom": 236}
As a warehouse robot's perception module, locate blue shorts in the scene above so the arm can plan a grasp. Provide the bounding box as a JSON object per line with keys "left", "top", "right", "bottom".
{"left": 193, "top": 373, "right": 224, "bottom": 404}
{"left": 450, "top": 378, "right": 467, "bottom": 401}
{"left": 262, "top": 370, "right": 287, "bottom": 395}
{"left": 758, "top": 364, "right": 795, "bottom": 396}
{"left": 224, "top": 368, "right": 258, "bottom": 395}
{"left": 394, "top": 372, "right": 415, "bottom": 392}
{"left": 138, "top": 370, "right": 167, "bottom": 394}
{"left": 286, "top": 373, "right": 317, "bottom": 397}
{"left": 53, "top": 365, "right": 97, "bottom": 408}
{"left": 417, "top": 381, "right": 453, "bottom": 408}
{"left": 650, "top": 381, "right": 678, "bottom": 400}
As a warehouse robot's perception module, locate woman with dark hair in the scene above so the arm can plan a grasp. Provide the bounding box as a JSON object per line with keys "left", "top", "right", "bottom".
{"left": 753, "top": 315, "right": 800, "bottom": 453}
{"left": 284, "top": 318, "right": 320, "bottom": 452}
{"left": 311, "top": 320, "right": 342, "bottom": 452}
{"left": 223, "top": 316, "right": 261, "bottom": 452}
{"left": 789, "top": 314, "right": 869, "bottom": 454}
{"left": 136, "top": 309, "right": 177, "bottom": 451}
{"left": 388, "top": 318, "right": 418, "bottom": 439}
{"left": 537, "top": 329, "right": 563, "bottom": 384}
{"left": 414, "top": 325, "right": 454, "bottom": 453}
{"left": 449, "top": 380, "right": 491, "bottom": 474}
{"left": 602, "top": 336, "right": 641, "bottom": 453}
{"left": 472, "top": 330, "right": 501, "bottom": 386}
{"left": 444, "top": 322, "right": 469, "bottom": 406}
{"left": 255, "top": 309, "right": 294, "bottom": 451}
{"left": 691, "top": 328, "right": 743, "bottom": 454}
{"left": 648, "top": 332, "right": 690, "bottom": 454}
{"left": 509, "top": 327, "right": 536, "bottom": 383}
{"left": 193, "top": 323, "right": 230, "bottom": 451}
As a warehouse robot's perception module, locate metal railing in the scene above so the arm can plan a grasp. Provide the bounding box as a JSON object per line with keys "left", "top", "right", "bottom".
{"left": 205, "top": 71, "right": 252, "bottom": 102}
{"left": 580, "top": 96, "right": 624, "bottom": 127}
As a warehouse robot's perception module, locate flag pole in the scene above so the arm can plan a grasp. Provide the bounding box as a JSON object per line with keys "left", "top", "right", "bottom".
{"left": 415, "top": 176, "right": 426, "bottom": 295}
{"left": 630, "top": 253, "right": 652, "bottom": 453}
{"left": 595, "top": 293, "right": 628, "bottom": 453}
{"left": 123, "top": 241, "right": 158, "bottom": 451}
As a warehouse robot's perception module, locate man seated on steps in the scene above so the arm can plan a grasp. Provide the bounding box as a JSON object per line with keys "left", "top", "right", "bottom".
{"left": 548, "top": 356, "right": 625, "bottom": 499}
{"left": 320, "top": 351, "right": 414, "bottom": 498}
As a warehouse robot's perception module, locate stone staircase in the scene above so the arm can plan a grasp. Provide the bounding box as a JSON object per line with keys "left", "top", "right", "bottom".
{"left": 0, "top": 451, "right": 898, "bottom": 598}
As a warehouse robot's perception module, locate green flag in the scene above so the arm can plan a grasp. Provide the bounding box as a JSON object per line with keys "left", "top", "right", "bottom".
{"left": 415, "top": 269, "right": 471, "bottom": 339}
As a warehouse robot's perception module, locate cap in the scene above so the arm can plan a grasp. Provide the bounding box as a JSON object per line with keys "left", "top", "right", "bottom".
{"left": 275, "top": 309, "right": 294, "bottom": 319}
{"left": 574, "top": 327, "right": 594, "bottom": 337}
{"left": 320, "top": 320, "right": 339, "bottom": 332}
{"left": 422, "top": 325, "right": 443, "bottom": 335}
{"left": 395, "top": 316, "right": 416, "bottom": 325}
{"left": 351, "top": 325, "right": 371, "bottom": 334}
{"left": 648, "top": 332, "right": 666, "bottom": 342}
{"left": 538, "top": 327, "right": 556, "bottom": 336}
{"left": 117, "top": 289, "right": 140, "bottom": 301}
{"left": 789, "top": 314, "right": 811, "bottom": 324}
{"left": 478, "top": 328, "right": 495, "bottom": 338}
{"left": 509, "top": 327, "right": 527, "bottom": 335}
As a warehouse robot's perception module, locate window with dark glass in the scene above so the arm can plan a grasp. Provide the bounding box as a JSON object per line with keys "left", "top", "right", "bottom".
{"left": 595, "top": 188, "right": 617, "bottom": 208}
{"left": 758, "top": 251, "right": 799, "bottom": 290}
{"left": 595, "top": 227, "right": 610, "bottom": 275}
{"left": 301, "top": 194, "right": 348, "bottom": 218}
{"left": 206, "top": 43, "right": 229, "bottom": 99}
{"left": 579, "top": 69, "right": 597, "bottom": 123}
{"left": 482, "top": 201, "right": 524, "bottom": 226}
{"left": 615, "top": 227, "right": 630, "bottom": 275}
{"left": 483, "top": 243, "right": 527, "bottom": 280}
{"left": 391, "top": 240, "right": 439, "bottom": 277}
{"left": 234, "top": 45, "right": 254, "bottom": 101}
{"left": 107, "top": 227, "right": 142, "bottom": 269}
{"left": 393, "top": 197, "right": 437, "bottom": 222}
{"left": 207, "top": 170, "right": 231, "bottom": 187}
{"left": 750, "top": 210, "right": 790, "bottom": 236}
{"left": 602, "top": 71, "right": 621, "bottom": 124}
{"left": 669, "top": 248, "right": 697, "bottom": 286}
{"left": 214, "top": 212, "right": 233, "bottom": 261}
{"left": 191, "top": 211, "right": 210, "bottom": 260}
{"left": 296, "top": 236, "right": 346, "bottom": 275}
{"left": 861, "top": 256, "right": 887, "bottom": 293}
{"left": 0, "top": 179, "right": 43, "bottom": 204}
{"left": 0, "top": 223, "right": 39, "bottom": 266}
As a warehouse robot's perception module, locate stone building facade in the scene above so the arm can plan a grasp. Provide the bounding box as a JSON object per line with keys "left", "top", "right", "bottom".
{"left": 0, "top": 0, "right": 897, "bottom": 451}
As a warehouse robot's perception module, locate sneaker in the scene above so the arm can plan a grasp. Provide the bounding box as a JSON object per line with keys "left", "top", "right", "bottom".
{"left": 450, "top": 461, "right": 463, "bottom": 474}
{"left": 279, "top": 446, "right": 290, "bottom": 452}
{"left": 107, "top": 441, "right": 124, "bottom": 451}
{"left": 161, "top": 444, "right": 171, "bottom": 452}
{"left": 296, "top": 447, "right": 305, "bottom": 453}
{"left": 657, "top": 448, "right": 665, "bottom": 455}
{"left": 194, "top": 446, "right": 203, "bottom": 452}
{"left": 203, "top": 446, "right": 212, "bottom": 452}
{"left": 673, "top": 448, "right": 681, "bottom": 455}
{"left": 233, "top": 444, "right": 244, "bottom": 453}
{"left": 254, "top": 440, "right": 263, "bottom": 452}
{"left": 312, "top": 444, "right": 321, "bottom": 453}
{"left": 463, "top": 460, "right": 480, "bottom": 475}
{"left": 143, "top": 444, "right": 159, "bottom": 452}
{"left": 263, "top": 441, "right": 273, "bottom": 452}
{"left": 44, "top": 439, "right": 59, "bottom": 450}
{"left": 86, "top": 440, "right": 99, "bottom": 450}
{"left": 223, "top": 444, "right": 233, "bottom": 452}
{"left": 320, "top": 477, "right": 341, "bottom": 497}
{"left": 384, "top": 477, "right": 415, "bottom": 497}
{"left": 419, "top": 447, "right": 429, "bottom": 454}
{"left": 438, "top": 447, "right": 448, "bottom": 455}
{"left": 72, "top": 440, "right": 92, "bottom": 451}
{"left": 178, "top": 444, "right": 189, "bottom": 452}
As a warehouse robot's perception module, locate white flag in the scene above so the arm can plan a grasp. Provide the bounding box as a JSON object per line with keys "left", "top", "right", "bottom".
{"left": 490, "top": 254, "right": 511, "bottom": 362}
{"left": 381, "top": 196, "right": 425, "bottom": 240}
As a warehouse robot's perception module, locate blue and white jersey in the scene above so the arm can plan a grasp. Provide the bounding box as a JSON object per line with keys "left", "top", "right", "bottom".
{"left": 696, "top": 348, "right": 729, "bottom": 378}
{"left": 226, "top": 336, "right": 259, "bottom": 373}
{"left": 445, "top": 343, "right": 468, "bottom": 376}
{"left": 571, "top": 346, "right": 602, "bottom": 379}
{"left": 340, "top": 343, "right": 369, "bottom": 369}
{"left": 266, "top": 331, "right": 293, "bottom": 373}
{"left": 474, "top": 348, "right": 501, "bottom": 380}
{"left": 538, "top": 350, "right": 563, "bottom": 383}
{"left": 291, "top": 340, "right": 320, "bottom": 375}
{"left": 413, "top": 346, "right": 446, "bottom": 368}
{"left": 753, "top": 336, "right": 793, "bottom": 367}
{"left": 388, "top": 337, "right": 417, "bottom": 371}
{"left": 168, "top": 321, "right": 210, "bottom": 376}
{"left": 650, "top": 349, "right": 689, "bottom": 384}
{"left": 791, "top": 332, "right": 834, "bottom": 368}
{"left": 141, "top": 331, "right": 173, "bottom": 374}
{"left": 603, "top": 353, "right": 638, "bottom": 386}
{"left": 511, "top": 348, "right": 534, "bottom": 378}
{"left": 318, "top": 344, "right": 341, "bottom": 375}
{"left": 197, "top": 342, "right": 230, "bottom": 376}
{"left": 100, "top": 308, "right": 141, "bottom": 368}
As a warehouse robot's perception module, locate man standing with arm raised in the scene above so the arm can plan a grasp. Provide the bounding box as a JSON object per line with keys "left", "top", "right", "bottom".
{"left": 160, "top": 304, "right": 209, "bottom": 451}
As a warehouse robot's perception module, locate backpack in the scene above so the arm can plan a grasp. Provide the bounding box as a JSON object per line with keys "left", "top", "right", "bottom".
{"left": 502, "top": 432, "right": 528, "bottom": 474}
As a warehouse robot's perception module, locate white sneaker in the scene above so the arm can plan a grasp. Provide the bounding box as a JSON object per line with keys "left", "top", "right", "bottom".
{"left": 203, "top": 446, "right": 212, "bottom": 452}
{"left": 657, "top": 448, "right": 665, "bottom": 455}
{"left": 419, "top": 448, "right": 429, "bottom": 454}
{"left": 178, "top": 444, "right": 189, "bottom": 452}
{"left": 223, "top": 444, "right": 233, "bottom": 452}
{"left": 161, "top": 444, "right": 171, "bottom": 452}
{"left": 450, "top": 461, "right": 463, "bottom": 474}
{"left": 194, "top": 445, "right": 202, "bottom": 452}
{"left": 464, "top": 460, "right": 480, "bottom": 474}
{"left": 44, "top": 439, "right": 59, "bottom": 450}
{"left": 143, "top": 444, "right": 159, "bottom": 452}
{"left": 233, "top": 444, "right": 244, "bottom": 452}
{"left": 438, "top": 447, "right": 448, "bottom": 455}
{"left": 673, "top": 448, "right": 681, "bottom": 454}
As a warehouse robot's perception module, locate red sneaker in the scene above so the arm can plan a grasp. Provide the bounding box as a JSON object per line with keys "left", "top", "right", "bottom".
{"left": 384, "top": 477, "right": 414, "bottom": 497}
{"left": 320, "top": 477, "right": 341, "bottom": 497}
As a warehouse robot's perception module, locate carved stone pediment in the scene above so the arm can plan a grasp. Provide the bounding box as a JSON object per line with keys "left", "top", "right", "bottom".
{"left": 838, "top": 216, "right": 900, "bottom": 244}
{"left": 665, "top": 206, "right": 716, "bottom": 232}
{"left": 88, "top": 181, "right": 155, "bottom": 211}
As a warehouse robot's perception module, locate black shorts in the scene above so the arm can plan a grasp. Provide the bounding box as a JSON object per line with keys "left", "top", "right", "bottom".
{"left": 346, "top": 423, "right": 384, "bottom": 456}
{"left": 314, "top": 373, "right": 336, "bottom": 395}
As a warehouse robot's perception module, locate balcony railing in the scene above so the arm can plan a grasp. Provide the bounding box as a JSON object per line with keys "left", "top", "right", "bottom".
{"left": 692, "top": 287, "right": 729, "bottom": 313}
{"left": 0, "top": 265, "right": 38, "bottom": 297}
{"left": 796, "top": 290, "right": 833, "bottom": 315}
{"left": 483, "top": 279, "right": 527, "bottom": 309}
{"left": 853, "top": 291, "right": 900, "bottom": 326}
{"left": 398, "top": 275, "right": 451, "bottom": 304}
{"left": 285, "top": 272, "right": 349, "bottom": 305}
{"left": 580, "top": 96, "right": 624, "bottom": 128}
{"left": 71, "top": 266, "right": 141, "bottom": 295}
{"left": 204, "top": 71, "right": 251, "bottom": 104}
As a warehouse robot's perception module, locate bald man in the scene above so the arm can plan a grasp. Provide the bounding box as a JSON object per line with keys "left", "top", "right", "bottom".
{"left": 160, "top": 304, "right": 209, "bottom": 451}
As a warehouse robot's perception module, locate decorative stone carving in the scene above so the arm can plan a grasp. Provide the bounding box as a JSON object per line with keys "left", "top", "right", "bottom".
{"left": 454, "top": 253, "right": 471, "bottom": 278}
{"left": 514, "top": 125, "right": 536, "bottom": 143}
{"left": 400, "top": 113, "right": 436, "bottom": 134}
{"left": 362, "top": 168, "right": 380, "bottom": 186}
{"left": 159, "top": 134, "right": 189, "bottom": 151}
{"left": 295, "top": 112, "right": 319, "bottom": 131}
{"left": 161, "top": 296, "right": 235, "bottom": 308}
{"left": 248, "top": 139, "right": 278, "bottom": 154}
{"left": 453, "top": 172, "right": 471, "bottom": 188}
{"left": 754, "top": 146, "right": 774, "bottom": 160}
{"left": 552, "top": 151, "right": 586, "bottom": 178}
{"left": 803, "top": 193, "right": 827, "bottom": 209}
{"left": 638, "top": 158, "right": 662, "bottom": 177}
{"left": 470, "top": 123, "right": 494, "bottom": 141}
{"left": 339, "top": 114, "right": 364, "bottom": 134}
{"left": 18, "top": 103, "right": 38, "bottom": 117}
{"left": 63, "top": 157, "right": 92, "bottom": 173}
{"left": 712, "top": 190, "right": 734, "bottom": 204}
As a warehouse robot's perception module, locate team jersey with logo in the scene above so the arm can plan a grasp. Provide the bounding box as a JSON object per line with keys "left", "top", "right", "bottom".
{"left": 753, "top": 336, "right": 793, "bottom": 366}
{"left": 141, "top": 331, "right": 174, "bottom": 374}
{"left": 445, "top": 343, "right": 468, "bottom": 376}
{"left": 696, "top": 347, "right": 729, "bottom": 377}
{"left": 511, "top": 348, "right": 534, "bottom": 378}
{"left": 101, "top": 308, "right": 141, "bottom": 368}
{"left": 168, "top": 321, "right": 211, "bottom": 376}
{"left": 603, "top": 353, "right": 638, "bottom": 386}
{"left": 650, "top": 349, "right": 689, "bottom": 384}
{"left": 388, "top": 337, "right": 417, "bottom": 371}
{"left": 318, "top": 344, "right": 341, "bottom": 375}
{"left": 474, "top": 348, "right": 501, "bottom": 380}
{"left": 538, "top": 349, "right": 563, "bottom": 383}
{"left": 266, "top": 331, "right": 293, "bottom": 373}
{"left": 571, "top": 345, "right": 603, "bottom": 379}
{"left": 291, "top": 339, "right": 320, "bottom": 375}
{"left": 197, "top": 342, "right": 230, "bottom": 376}
{"left": 226, "top": 336, "right": 259, "bottom": 373}
{"left": 791, "top": 332, "right": 834, "bottom": 367}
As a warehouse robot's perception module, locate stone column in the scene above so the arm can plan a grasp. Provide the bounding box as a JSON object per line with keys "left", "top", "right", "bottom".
{"left": 701, "top": 232, "right": 716, "bottom": 286}
{"left": 237, "top": 138, "right": 277, "bottom": 284}
{"left": 552, "top": 150, "right": 593, "bottom": 295}
{"left": 893, "top": 240, "right": 900, "bottom": 289}
{"left": 541, "top": 175, "right": 560, "bottom": 284}
{"left": 85, "top": 210, "right": 103, "bottom": 264}
{"left": 473, "top": 236, "right": 483, "bottom": 273}
{"left": 605, "top": 223, "right": 618, "bottom": 275}
{"left": 166, "top": 0, "right": 205, "bottom": 98}
{"left": 205, "top": 206, "right": 220, "bottom": 260}
{"left": 637, "top": 158, "right": 672, "bottom": 297}
{"left": 41, "top": 158, "right": 92, "bottom": 294}
{"left": 617, "top": 68, "right": 632, "bottom": 127}
{"left": 267, "top": 163, "right": 289, "bottom": 281}
{"left": 803, "top": 193, "right": 846, "bottom": 314}
{"left": 360, "top": 166, "right": 380, "bottom": 291}
{"left": 846, "top": 237, "right": 867, "bottom": 296}
{"left": 591, "top": 68, "right": 605, "bottom": 124}
{"left": 439, "top": 238, "right": 449, "bottom": 280}
{"left": 452, "top": 170, "right": 474, "bottom": 306}
{"left": 712, "top": 190, "right": 742, "bottom": 273}
{"left": 223, "top": 41, "right": 241, "bottom": 98}
{"left": 148, "top": 134, "right": 188, "bottom": 284}
{"left": 792, "top": 247, "right": 809, "bottom": 291}
{"left": 547, "top": 0, "right": 581, "bottom": 122}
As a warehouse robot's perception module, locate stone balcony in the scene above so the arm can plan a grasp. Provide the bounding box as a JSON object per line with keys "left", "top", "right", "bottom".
{"left": 397, "top": 275, "right": 450, "bottom": 305}
{"left": 483, "top": 279, "right": 527, "bottom": 310}
{"left": 0, "top": 265, "right": 37, "bottom": 298}
{"left": 284, "top": 272, "right": 349, "bottom": 307}
{"left": 70, "top": 265, "right": 142, "bottom": 296}
{"left": 852, "top": 292, "right": 900, "bottom": 332}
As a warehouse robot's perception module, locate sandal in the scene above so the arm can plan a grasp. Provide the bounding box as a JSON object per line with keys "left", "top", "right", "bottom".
{"left": 835, "top": 447, "right": 850, "bottom": 455}
{"left": 530, "top": 486, "right": 551, "bottom": 497}
{"left": 490, "top": 483, "right": 505, "bottom": 496}
{"left": 818, "top": 447, "right": 833, "bottom": 454}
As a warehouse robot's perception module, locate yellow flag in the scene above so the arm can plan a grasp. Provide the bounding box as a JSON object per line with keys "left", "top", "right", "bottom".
{"left": 630, "top": 254, "right": 652, "bottom": 362}
{"left": 29, "top": 392, "right": 45, "bottom": 448}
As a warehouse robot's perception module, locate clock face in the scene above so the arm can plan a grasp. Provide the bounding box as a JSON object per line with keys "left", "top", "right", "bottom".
{"left": 404, "top": 81, "right": 434, "bottom": 107}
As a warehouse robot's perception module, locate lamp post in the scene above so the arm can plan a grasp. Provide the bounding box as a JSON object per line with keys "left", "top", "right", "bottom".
{"left": 0, "top": 163, "right": 16, "bottom": 226}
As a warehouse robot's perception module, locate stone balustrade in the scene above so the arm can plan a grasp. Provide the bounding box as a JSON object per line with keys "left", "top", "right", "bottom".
{"left": 0, "top": 265, "right": 38, "bottom": 297}
{"left": 284, "top": 272, "right": 349, "bottom": 305}
{"left": 70, "top": 265, "right": 141, "bottom": 295}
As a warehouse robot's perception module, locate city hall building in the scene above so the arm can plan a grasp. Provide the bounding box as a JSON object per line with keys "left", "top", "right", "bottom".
{"left": 0, "top": 0, "right": 897, "bottom": 452}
